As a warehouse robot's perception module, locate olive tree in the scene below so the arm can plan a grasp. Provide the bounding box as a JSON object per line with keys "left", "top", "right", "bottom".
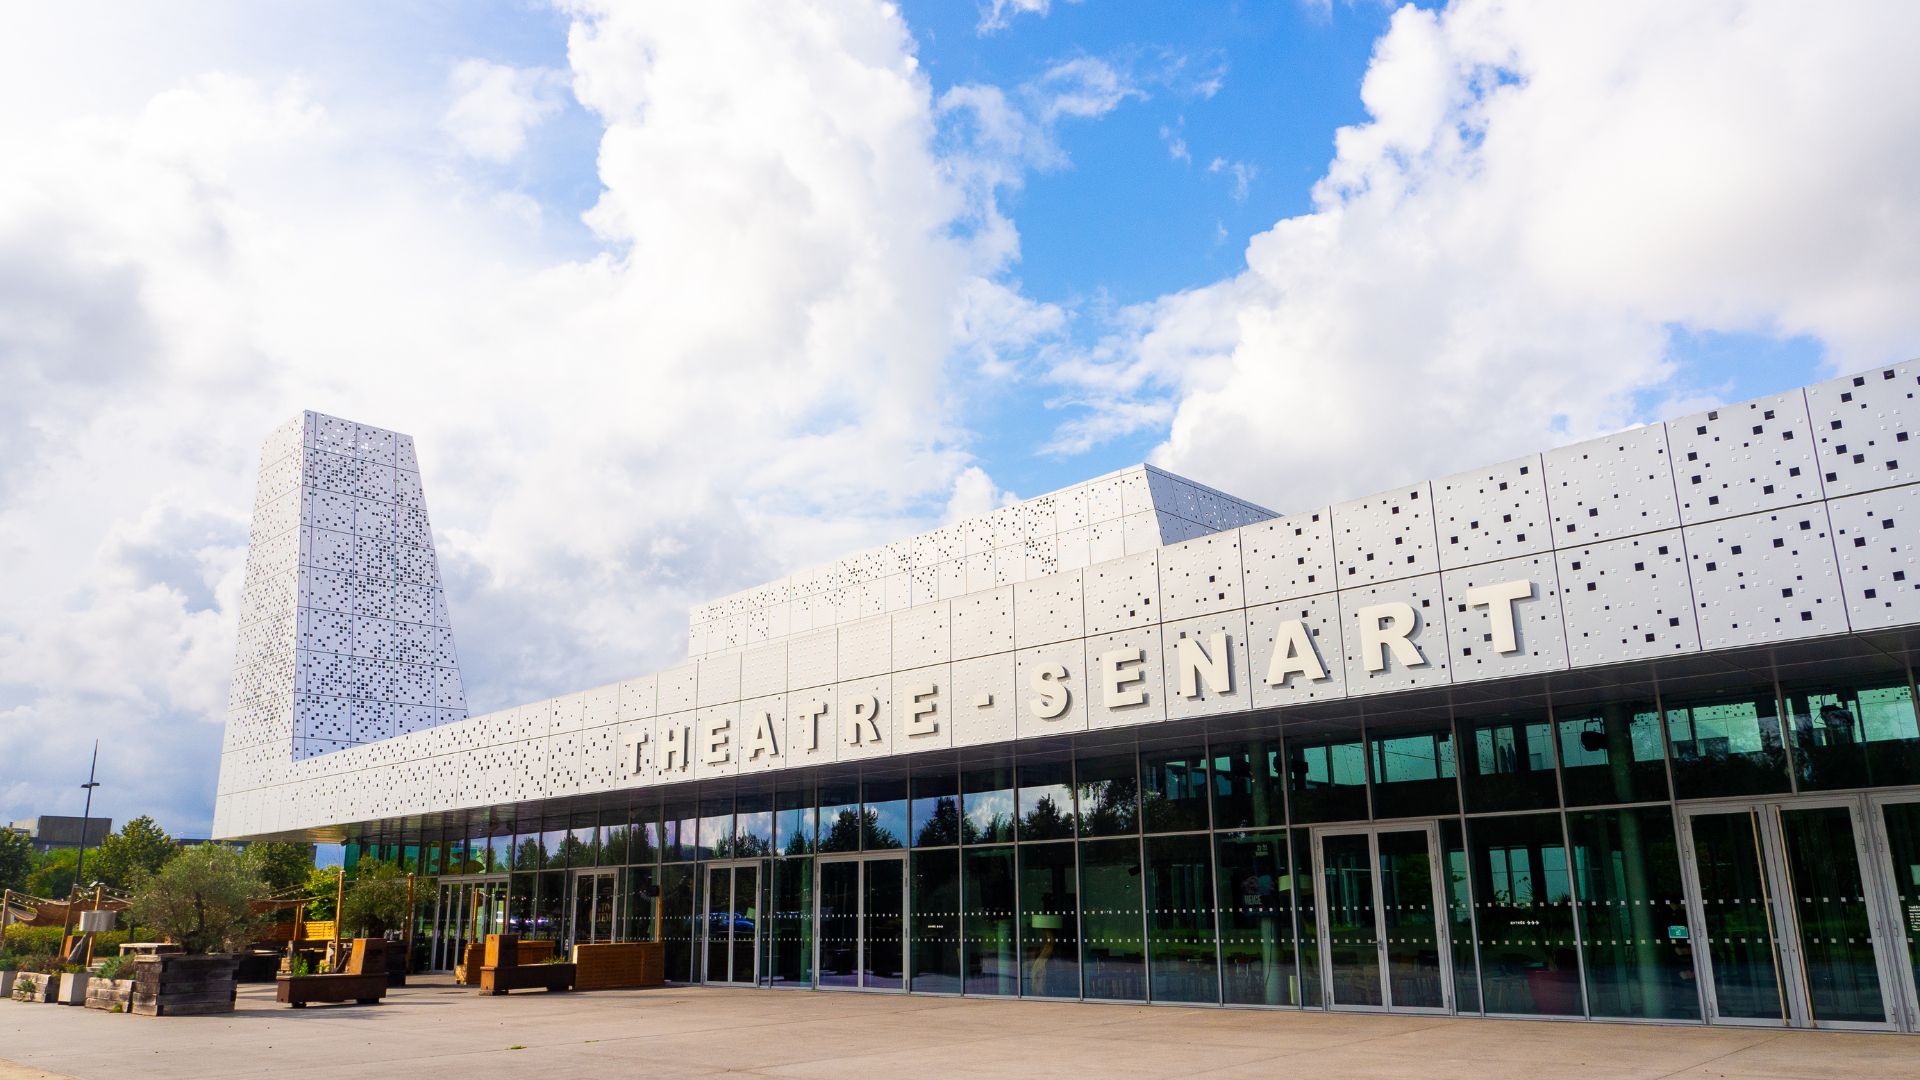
{"left": 128, "top": 844, "right": 264, "bottom": 954}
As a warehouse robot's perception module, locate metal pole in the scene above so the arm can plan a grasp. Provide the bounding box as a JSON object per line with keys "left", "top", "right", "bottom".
{"left": 333, "top": 866, "right": 345, "bottom": 966}
{"left": 74, "top": 741, "right": 100, "bottom": 885}
{"left": 404, "top": 872, "right": 416, "bottom": 974}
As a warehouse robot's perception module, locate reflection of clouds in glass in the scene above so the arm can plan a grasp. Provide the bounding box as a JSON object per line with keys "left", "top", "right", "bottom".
{"left": 967, "top": 791, "right": 1013, "bottom": 830}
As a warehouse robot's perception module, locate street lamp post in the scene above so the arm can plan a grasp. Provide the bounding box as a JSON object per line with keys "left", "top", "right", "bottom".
{"left": 74, "top": 740, "right": 101, "bottom": 885}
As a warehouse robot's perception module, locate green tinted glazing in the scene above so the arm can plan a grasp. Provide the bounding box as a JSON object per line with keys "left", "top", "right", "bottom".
{"left": 1079, "top": 838, "right": 1146, "bottom": 1000}
{"left": 1146, "top": 833, "right": 1218, "bottom": 1003}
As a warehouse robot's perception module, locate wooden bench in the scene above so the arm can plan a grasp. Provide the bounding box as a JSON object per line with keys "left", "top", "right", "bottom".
{"left": 457, "top": 938, "right": 552, "bottom": 985}
{"left": 479, "top": 935, "right": 575, "bottom": 995}
{"left": 276, "top": 938, "right": 390, "bottom": 1008}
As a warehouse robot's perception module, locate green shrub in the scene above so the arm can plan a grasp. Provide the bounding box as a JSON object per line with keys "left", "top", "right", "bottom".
{"left": 0, "top": 951, "right": 17, "bottom": 971}
{"left": 95, "top": 954, "right": 133, "bottom": 980}
{"left": 288, "top": 955, "right": 311, "bottom": 978}
{"left": 2, "top": 925, "right": 64, "bottom": 955}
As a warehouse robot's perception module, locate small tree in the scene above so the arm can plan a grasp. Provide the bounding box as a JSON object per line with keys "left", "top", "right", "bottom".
{"left": 93, "top": 816, "right": 177, "bottom": 888}
{"left": 0, "top": 829, "right": 32, "bottom": 893}
{"left": 337, "top": 860, "right": 413, "bottom": 938}
{"left": 303, "top": 866, "right": 340, "bottom": 921}
{"left": 242, "top": 841, "right": 316, "bottom": 894}
{"left": 128, "top": 844, "right": 264, "bottom": 954}
{"left": 25, "top": 849, "right": 78, "bottom": 898}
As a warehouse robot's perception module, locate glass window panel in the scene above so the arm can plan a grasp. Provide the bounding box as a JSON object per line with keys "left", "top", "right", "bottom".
{"left": 1019, "top": 842, "right": 1080, "bottom": 997}
{"left": 1080, "top": 838, "right": 1145, "bottom": 1001}
{"left": 565, "top": 811, "right": 601, "bottom": 868}
{"left": 1290, "top": 828, "right": 1322, "bottom": 1007}
{"left": 910, "top": 849, "right": 962, "bottom": 992}
{"left": 1876, "top": 801, "right": 1920, "bottom": 1016}
{"left": 1216, "top": 832, "right": 1300, "bottom": 1006}
{"left": 621, "top": 865, "right": 657, "bottom": 943}
{"left": 603, "top": 805, "right": 632, "bottom": 867}
{"left": 769, "top": 856, "right": 813, "bottom": 985}
{"left": 1141, "top": 746, "right": 1210, "bottom": 833}
{"left": 775, "top": 780, "right": 816, "bottom": 856}
{"left": 963, "top": 846, "right": 1019, "bottom": 995}
{"left": 627, "top": 799, "right": 660, "bottom": 866}
{"left": 1557, "top": 702, "right": 1667, "bottom": 806}
{"left": 486, "top": 822, "right": 515, "bottom": 874}
{"left": 863, "top": 776, "right": 909, "bottom": 850}
{"left": 1459, "top": 713, "right": 1559, "bottom": 812}
{"left": 1146, "top": 833, "right": 1218, "bottom": 1003}
{"left": 1785, "top": 676, "right": 1920, "bottom": 790}
{"left": 698, "top": 794, "right": 734, "bottom": 859}
{"left": 533, "top": 870, "right": 565, "bottom": 940}
{"left": 1467, "top": 813, "right": 1581, "bottom": 1015}
{"left": 1440, "top": 818, "right": 1478, "bottom": 1013}
{"left": 1368, "top": 726, "right": 1458, "bottom": 817}
{"left": 817, "top": 780, "right": 862, "bottom": 854}
{"left": 508, "top": 872, "right": 535, "bottom": 936}
{"left": 1664, "top": 690, "right": 1790, "bottom": 798}
{"left": 1285, "top": 734, "right": 1367, "bottom": 823}
{"left": 1018, "top": 757, "right": 1076, "bottom": 841}
{"left": 1777, "top": 805, "right": 1886, "bottom": 1023}
{"left": 736, "top": 792, "right": 774, "bottom": 857}
{"left": 911, "top": 769, "right": 963, "bottom": 847}
{"left": 540, "top": 820, "right": 570, "bottom": 870}
{"left": 662, "top": 799, "right": 699, "bottom": 862}
{"left": 1075, "top": 749, "right": 1140, "bottom": 836}
{"left": 660, "top": 863, "right": 700, "bottom": 982}
{"left": 1210, "top": 737, "right": 1286, "bottom": 830}
{"left": 1568, "top": 807, "right": 1699, "bottom": 1020}
{"left": 962, "top": 761, "right": 1016, "bottom": 845}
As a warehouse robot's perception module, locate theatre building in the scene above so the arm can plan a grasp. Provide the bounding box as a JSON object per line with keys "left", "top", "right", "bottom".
{"left": 215, "top": 362, "right": 1920, "bottom": 1031}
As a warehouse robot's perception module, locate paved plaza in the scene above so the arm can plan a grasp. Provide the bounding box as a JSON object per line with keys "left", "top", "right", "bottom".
{"left": 4, "top": 976, "right": 1919, "bottom": 1080}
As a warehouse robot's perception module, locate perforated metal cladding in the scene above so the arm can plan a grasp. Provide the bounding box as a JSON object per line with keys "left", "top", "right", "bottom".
{"left": 1084, "top": 551, "right": 1159, "bottom": 634}
{"left": 216, "top": 369, "right": 1920, "bottom": 841}
{"left": 1014, "top": 570, "right": 1084, "bottom": 648}
{"left": 834, "top": 675, "right": 894, "bottom": 761}
{"left": 1668, "top": 392, "right": 1824, "bottom": 525}
{"left": 1433, "top": 455, "right": 1551, "bottom": 569}
{"left": 950, "top": 652, "right": 1016, "bottom": 747}
{"left": 1438, "top": 554, "right": 1569, "bottom": 681}
{"left": 1828, "top": 487, "right": 1920, "bottom": 627}
{"left": 1685, "top": 508, "right": 1848, "bottom": 647}
{"left": 1808, "top": 363, "right": 1918, "bottom": 496}
{"left": 1157, "top": 532, "right": 1244, "bottom": 620}
{"left": 1332, "top": 486, "right": 1439, "bottom": 586}
{"left": 1545, "top": 425, "right": 1680, "bottom": 545}
{"left": 1553, "top": 529, "right": 1699, "bottom": 666}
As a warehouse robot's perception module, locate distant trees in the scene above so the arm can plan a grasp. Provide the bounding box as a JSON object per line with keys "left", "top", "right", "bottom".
{"left": 92, "top": 816, "right": 177, "bottom": 888}
{"left": 24, "top": 849, "right": 79, "bottom": 898}
{"left": 0, "top": 830, "right": 31, "bottom": 894}
{"left": 241, "top": 841, "right": 316, "bottom": 894}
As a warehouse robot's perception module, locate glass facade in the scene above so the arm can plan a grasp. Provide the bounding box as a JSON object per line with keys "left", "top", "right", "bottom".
{"left": 367, "top": 664, "right": 1920, "bottom": 1029}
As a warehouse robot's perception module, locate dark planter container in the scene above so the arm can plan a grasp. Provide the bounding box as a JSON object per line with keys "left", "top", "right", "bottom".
{"left": 131, "top": 954, "right": 238, "bottom": 1017}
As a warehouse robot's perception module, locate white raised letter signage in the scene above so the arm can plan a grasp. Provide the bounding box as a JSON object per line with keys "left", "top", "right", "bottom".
{"left": 847, "top": 693, "right": 883, "bottom": 745}
{"left": 745, "top": 709, "right": 780, "bottom": 761}
{"left": 1175, "top": 631, "right": 1232, "bottom": 699}
{"left": 906, "top": 684, "right": 941, "bottom": 738}
{"left": 662, "top": 720, "right": 692, "bottom": 771}
{"left": 1466, "top": 578, "right": 1534, "bottom": 654}
{"left": 1357, "top": 601, "right": 1425, "bottom": 673}
{"left": 1264, "top": 618, "right": 1327, "bottom": 687}
{"left": 702, "top": 714, "right": 733, "bottom": 767}
{"left": 1100, "top": 647, "right": 1149, "bottom": 708}
{"left": 796, "top": 700, "right": 828, "bottom": 752}
{"left": 1029, "top": 663, "right": 1070, "bottom": 719}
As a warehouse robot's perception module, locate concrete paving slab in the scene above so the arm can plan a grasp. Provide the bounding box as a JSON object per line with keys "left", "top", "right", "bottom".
{"left": 4, "top": 976, "right": 1918, "bottom": 1080}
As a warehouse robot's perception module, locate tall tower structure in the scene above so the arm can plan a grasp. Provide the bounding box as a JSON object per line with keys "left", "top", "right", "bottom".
{"left": 218, "top": 412, "right": 467, "bottom": 780}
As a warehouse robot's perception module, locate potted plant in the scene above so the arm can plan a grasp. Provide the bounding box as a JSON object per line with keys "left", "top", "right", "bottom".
{"left": 13, "top": 959, "right": 59, "bottom": 1003}
{"left": 86, "top": 954, "right": 136, "bottom": 1013}
{"left": 54, "top": 963, "right": 89, "bottom": 1005}
{"left": 125, "top": 844, "right": 264, "bottom": 1016}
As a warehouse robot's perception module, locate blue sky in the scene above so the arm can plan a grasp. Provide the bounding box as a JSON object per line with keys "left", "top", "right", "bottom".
{"left": 1, "top": 0, "right": 1911, "bottom": 836}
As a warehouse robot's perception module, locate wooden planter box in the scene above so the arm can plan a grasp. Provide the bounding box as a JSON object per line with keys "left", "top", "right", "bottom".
{"left": 276, "top": 974, "right": 386, "bottom": 1007}
{"left": 85, "top": 978, "right": 134, "bottom": 1013}
{"left": 131, "top": 954, "right": 238, "bottom": 1017}
{"left": 477, "top": 935, "right": 574, "bottom": 995}
{"left": 573, "top": 943, "right": 666, "bottom": 990}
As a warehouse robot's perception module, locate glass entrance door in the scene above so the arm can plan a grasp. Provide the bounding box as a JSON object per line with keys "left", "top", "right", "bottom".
{"left": 704, "top": 862, "right": 761, "bottom": 985}
{"left": 1871, "top": 795, "right": 1920, "bottom": 1031}
{"left": 434, "top": 878, "right": 506, "bottom": 971}
{"left": 815, "top": 854, "right": 906, "bottom": 991}
{"left": 568, "top": 869, "right": 619, "bottom": 952}
{"left": 1681, "top": 797, "right": 1899, "bottom": 1029}
{"left": 1314, "top": 823, "right": 1451, "bottom": 1012}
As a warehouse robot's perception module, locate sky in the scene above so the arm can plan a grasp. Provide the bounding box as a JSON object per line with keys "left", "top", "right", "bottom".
{"left": 2, "top": 0, "right": 1916, "bottom": 838}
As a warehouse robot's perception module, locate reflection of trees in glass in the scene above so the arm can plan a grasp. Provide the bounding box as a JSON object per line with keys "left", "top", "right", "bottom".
{"left": 823, "top": 809, "right": 866, "bottom": 852}
{"left": 782, "top": 823, "right": 815, "bottom": 857}
{"left": 513, "top": 838, "right": 544, "bottom": 872}
{"left": 552, "top": 835, "right": 592, "bottom": 870}
{"left": 604, "top": 826, "right": 630, "bottom": 864}
{"left": 964, "top": 794, "right": 1014, "bottom": 844}
{"left": 1079, "top": 778, "right": 1138, "bottom": 835}
{"left": 732, "top": 835, "right": 773, "bottom": 858}
{"left": 917, "top": 797, "right": 962, "bottom": 846}
{"left": 1022, "top": 794, "right": 1073, "bottom": 840}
